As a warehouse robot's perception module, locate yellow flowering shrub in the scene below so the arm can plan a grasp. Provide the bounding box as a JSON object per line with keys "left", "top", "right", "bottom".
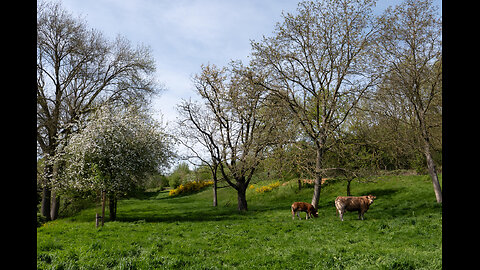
{"left": 255, "top": 181, "right": 280, "bottom": 193}
{"left": 169, "top": 180, "right": 214, "bottom": 196}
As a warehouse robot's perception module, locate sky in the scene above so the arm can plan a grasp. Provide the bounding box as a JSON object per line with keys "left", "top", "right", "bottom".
{"left": 60, "top": 0, "right": 442, "bottom": 128}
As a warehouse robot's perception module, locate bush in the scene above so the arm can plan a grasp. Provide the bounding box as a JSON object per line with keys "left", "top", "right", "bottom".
{"left": 255, "top": 181, "right": 280, "bottom": 193}
{"left": 411, "top": 153, "right": 428, "bottom": 175}
{"left": 143, "top": 173, "right": 169, "bottom": 190}
{"left": 169, "top": 180, "right": 214, "bottom": 196}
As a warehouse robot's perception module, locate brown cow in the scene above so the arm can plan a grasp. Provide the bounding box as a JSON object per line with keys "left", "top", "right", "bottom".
{"left": 334, "top": 195, "right": 376, "bottom": 221}
{"left": 291, "top": 202, "right": 318, "bottom": 220}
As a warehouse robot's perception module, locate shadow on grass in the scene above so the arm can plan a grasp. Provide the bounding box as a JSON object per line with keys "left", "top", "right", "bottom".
{"left": 115, "top": 211, "right": 241, "bottom": 223}
{"left": 71, "top": 184, "right": 440, "bottom": 224}
{"left": 114, "top": 197, "right": 294, "bottom": 224}
{"left": 126, "top": 190, "right": 169, "bottom": 200}
{"left": 363, "top": 188, "right": 403, "bottom": 198}
{"left": 115, "top": 209, "right": 260, "bottom": 223}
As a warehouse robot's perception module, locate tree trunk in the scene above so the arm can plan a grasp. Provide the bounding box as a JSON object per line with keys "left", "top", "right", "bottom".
{"left": 41, "top": 162, "right": 53, "bottom": 221}
{"left": 41, "top": 186, "right": 51, "bottom": 221}
{"left": 236, "top": 182, "right": 248, "bottom": 211}
{"left": 311, "top": 146, "right": 324, "bottom": 209}
{"left": 423, "top": 140, "right": 442, "bottom": 203}
{"left": 50, "top": 155, "right": 66, "bottom": 221}
{"left": 213, "top": 174, "right": 218, "bottom": 207}
{"left": 50, "top": 191, "right": 60, "bottom": 220}
{"left": 101, "top": 190, "right": 106, "bottom": 226}
{"left": 419, "top": 113, "right": 442, "bottom": 203}
{"left": 109, "top": 193, "right": 117, "bottom": 221}
{"left": 346, "top": 178, "right": 352, "bottom": 196}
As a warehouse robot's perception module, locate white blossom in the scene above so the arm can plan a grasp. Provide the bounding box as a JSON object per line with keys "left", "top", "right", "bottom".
{"left": 56, "top": 104, "right": 174, "bottom": 194}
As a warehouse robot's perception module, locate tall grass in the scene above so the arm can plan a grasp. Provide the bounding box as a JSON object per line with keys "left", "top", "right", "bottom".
{"left": 37, "top": 174, "right": 442, "bottom": 269}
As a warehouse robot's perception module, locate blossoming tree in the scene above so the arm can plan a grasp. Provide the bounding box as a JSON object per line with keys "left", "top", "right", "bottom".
{"left": 57, "top": 104, "right": 173, "bottom": 224}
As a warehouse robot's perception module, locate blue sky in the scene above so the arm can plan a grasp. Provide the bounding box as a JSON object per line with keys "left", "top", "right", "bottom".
{"left": 60, "top": 0, "right": 441, "bottom": 126}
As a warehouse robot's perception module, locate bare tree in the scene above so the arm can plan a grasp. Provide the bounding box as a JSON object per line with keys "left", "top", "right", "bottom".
{"left": 251, "top": 0, "right": 379, "bottom": 209}
{"left": 176, "top": 101, "right": 221, "bottom": 207}
{"left": 179, "top": 63, "right": 278, "bottom": 211}
{"left": 376, "top": 0, "right": 442, "bottom": 202}
{"left": 37, "top": 1, "right": 159, "bottom": 220}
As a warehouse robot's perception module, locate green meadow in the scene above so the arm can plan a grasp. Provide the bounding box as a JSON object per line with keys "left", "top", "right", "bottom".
{"left": 37, "top": 174, "right": 442, "bottom": 269}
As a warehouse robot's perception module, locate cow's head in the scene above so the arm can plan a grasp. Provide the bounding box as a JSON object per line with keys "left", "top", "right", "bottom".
{"left": 313, "top": 209, "right": 319, "bottom": 217}
{"left": 367, "top": 194, "right": 376, "bottom": 205}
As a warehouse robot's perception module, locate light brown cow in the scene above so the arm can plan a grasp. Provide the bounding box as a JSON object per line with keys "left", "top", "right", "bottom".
{"left": 291, "top": 202, "right": 318, "bottom": 220}
{"left": 335, "top": 195, "right": 376, "bottom": 221}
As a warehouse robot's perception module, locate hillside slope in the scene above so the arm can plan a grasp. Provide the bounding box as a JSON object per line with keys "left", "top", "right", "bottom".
{"left": 37, "top": 174, "right": 442, "bottom": 269}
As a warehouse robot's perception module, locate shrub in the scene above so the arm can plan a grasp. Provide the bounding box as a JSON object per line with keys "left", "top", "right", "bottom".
{"left": 255, "top": 181, "right": 280, "bottom": 193}
{"left": 169, "top": 180, "right": 214, "bottom": 196}
{"left": 167, "top": 162, "right": 192, "bottom": 188}
{"left": 143, "top": 173, "right": 169, "bottom": 190}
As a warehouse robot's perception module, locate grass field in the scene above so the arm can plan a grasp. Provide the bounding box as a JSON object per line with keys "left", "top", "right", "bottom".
{"left": 37, "top": 174, "right": 442, "bottom": 269}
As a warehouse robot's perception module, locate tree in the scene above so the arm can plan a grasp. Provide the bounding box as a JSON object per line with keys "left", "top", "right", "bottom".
{"left": 57, "top": 104, "right": 173, "bottom": 223}
{"left": 251, "top": 0, "right": 379, "bottom": 209}
{"left": 167, "top": 162, "right": 193, "bottom": 189}
{"left": 37, "top": 1, "right": 159, "bottom": 220}
{"left": 376, "top": 0, "right": 442, "bottom": 202}
{"left": 176, "top": 100, "right": 221, "bottom": 206}
{"left": 179, "top": 63, "right": 279, "bottom": 211}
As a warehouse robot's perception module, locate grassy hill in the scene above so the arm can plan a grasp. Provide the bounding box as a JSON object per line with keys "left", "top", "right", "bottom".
{"left": 37, "top": 174, "right": 442, "bottom": 269}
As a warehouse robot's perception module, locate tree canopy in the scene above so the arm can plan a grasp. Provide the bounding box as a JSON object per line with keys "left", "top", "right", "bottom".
{"left": 58, "top": 104, "right": 173, "bottom": 194}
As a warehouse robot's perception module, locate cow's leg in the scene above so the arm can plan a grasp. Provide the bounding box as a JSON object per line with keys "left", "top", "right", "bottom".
{"left": 297, "top": 211, "right": 301, "bottom": 220}
{"left": 359, "top": 211, "right": 364, "bottom": 220}
{"left": 339, "top": 210, "right": 344, "bottom": 221}
{"left": 292, "top": 208, "right": 295, "bottom": 220}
